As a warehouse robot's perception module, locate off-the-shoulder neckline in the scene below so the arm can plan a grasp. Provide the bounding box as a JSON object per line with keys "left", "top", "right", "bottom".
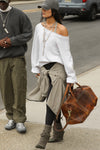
{"left": 38, "top": 23, "right": 69, "bottom": 39}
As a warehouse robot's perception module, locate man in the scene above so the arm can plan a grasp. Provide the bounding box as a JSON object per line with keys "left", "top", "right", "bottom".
{"left": 0, "top": 0, "right": 32, "bottom": 133}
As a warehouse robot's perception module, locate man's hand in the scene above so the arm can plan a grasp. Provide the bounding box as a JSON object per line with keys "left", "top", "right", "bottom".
{"left": 0, "top": 37, "right": 11, "bottom": 48}
{"left": 0, "top": 37, "right": 7, "bottom": 48}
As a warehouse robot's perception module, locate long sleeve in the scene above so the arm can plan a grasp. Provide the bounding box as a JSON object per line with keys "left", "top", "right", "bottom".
{"left": 31, "top": 26, "right": 40, "bottom": 73}
{"left": 56, "top": 36, "right": 77, "bottom": 83}
{"left": 10, "top": 13, "right": 33, "bottom": 46}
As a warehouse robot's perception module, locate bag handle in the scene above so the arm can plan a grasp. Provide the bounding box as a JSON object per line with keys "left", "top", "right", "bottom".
{"left": 55, "top": 82, "right": 88, "bottom": 132}
{"left": 56, "top": 83, "right": 69, "bottom": 120}
{"left": 69, "top": 84, "right": 89, "bottom": 114}
{"left": 54, "top": 84, "right": 71, "bottom": 132}
{"left": 75, "top": 82, "right": 82, "bottom": 88}
{"left": 56, "top": 82, "right": 81, "bottom": 120}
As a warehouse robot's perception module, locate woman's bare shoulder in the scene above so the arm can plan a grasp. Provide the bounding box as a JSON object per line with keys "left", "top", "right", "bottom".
{"left": 57, "top": 23, "right": 68, "bottom": 36}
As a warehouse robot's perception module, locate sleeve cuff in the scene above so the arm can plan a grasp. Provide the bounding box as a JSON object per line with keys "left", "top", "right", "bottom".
{"left": 31, "top": 67, "right": 40, "bottom": 74}
{"left": 10, "top": 37, "right": 16, "bottom": 46}
{"left": 66, "top": 76, "right": 77, "bottom": 83}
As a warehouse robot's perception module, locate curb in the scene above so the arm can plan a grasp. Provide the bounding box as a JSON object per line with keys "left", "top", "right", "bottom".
{"left": 77, "top": 65, "right": 100, "bottom": 78}
{"left": 10, "top": 0, "right": 44, "bottom": 5}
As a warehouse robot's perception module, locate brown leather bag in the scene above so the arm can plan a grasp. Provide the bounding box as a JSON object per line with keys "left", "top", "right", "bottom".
{"left": 56, "top": 83, "right": 98, "bottom": 131}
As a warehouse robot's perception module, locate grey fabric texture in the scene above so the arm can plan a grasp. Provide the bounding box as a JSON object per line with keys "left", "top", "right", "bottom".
{"left": 0, "top": 7, "right": 32, "bottom": 59}
{"left": 38, "top": 0, "right": 59, "bottom": 10}
{"left": 28, "top": 63, "right": 67, "bottom": 115}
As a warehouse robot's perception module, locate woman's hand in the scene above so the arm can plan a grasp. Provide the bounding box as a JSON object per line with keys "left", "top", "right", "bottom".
{"left": 67, "top": 83, "right": 74, "bottom": 87}
{"left": 35, "top": 73, "right": 40, "bottom": 78}
{"left": 67, "top": 83, "right": 74, "bottom": 90}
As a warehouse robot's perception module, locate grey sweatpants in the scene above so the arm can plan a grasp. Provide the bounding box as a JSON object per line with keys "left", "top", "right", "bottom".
{"left": 0, "top": 56, "right": 27, "bottom": 123}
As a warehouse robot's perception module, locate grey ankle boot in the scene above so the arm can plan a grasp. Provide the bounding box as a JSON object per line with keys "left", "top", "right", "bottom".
{"left": 35, "top": 125, "right": 51, "bottom": 149}
{"left": 48, "top": 122, "right": 64, "bottom": 143}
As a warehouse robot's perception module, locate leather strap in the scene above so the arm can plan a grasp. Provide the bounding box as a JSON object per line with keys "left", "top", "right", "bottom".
{"left": 55, "top": 82, "right": 88, "bottom": 132}
{"left": 56, "top": 83, "right": 69, "bottom": 120}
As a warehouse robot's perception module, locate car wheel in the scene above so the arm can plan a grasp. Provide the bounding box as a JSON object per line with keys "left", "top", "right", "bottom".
{"left": 87, "top": 6, "right": 97, "bottom": 21}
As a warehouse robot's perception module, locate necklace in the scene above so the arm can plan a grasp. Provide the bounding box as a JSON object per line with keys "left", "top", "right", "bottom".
{"left": 43, "top": 21, "right": 57, "bottom": 55}
{"left": 0, "top": 10, "right": 11, "bottom": 34}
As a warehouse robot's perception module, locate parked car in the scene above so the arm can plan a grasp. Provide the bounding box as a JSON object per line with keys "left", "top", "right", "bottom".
{"left": 58, "top": 0, "right": 100, "bottom": 20}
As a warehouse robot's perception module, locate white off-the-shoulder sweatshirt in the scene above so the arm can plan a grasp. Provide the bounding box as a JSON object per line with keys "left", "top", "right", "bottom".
{"left": 31, "top": 23, "right": 77, "bottom": 83}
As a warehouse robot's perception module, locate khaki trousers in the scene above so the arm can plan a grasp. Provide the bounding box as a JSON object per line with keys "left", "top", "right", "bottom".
{"left": 0, "top": 56, "right": 27, "bottom": 123}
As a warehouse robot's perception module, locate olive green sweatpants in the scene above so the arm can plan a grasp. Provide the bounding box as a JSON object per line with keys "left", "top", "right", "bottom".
{"left": 0, "top": 56, "right": 27, "bottom": 123}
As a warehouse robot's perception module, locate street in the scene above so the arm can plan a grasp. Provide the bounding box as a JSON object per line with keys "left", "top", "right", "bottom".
{"left": 0, "top": 2, "right": 100, "bottom": 150}
{"left": 0, "top": 1, "right": 100, "bottom": 109}
{"left": 23, "top": 2, "right": 100, "bottom": 92}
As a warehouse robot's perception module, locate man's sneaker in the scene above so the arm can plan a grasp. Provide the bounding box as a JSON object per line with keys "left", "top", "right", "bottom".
{"left": 16, "top": 123, "right": 26, "bottom": 133}
{"left": 5, "top": 120, "right": 16, "bottom": 130}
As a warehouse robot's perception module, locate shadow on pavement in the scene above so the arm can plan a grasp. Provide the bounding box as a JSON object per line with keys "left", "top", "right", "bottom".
{"left": 0, "top": 120, "right": 100, "bottom": 150}
{"left": 48, "top": 127, "right": 100, "bottom": 150}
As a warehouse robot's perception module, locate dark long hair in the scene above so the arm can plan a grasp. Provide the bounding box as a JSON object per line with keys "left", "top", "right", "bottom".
{"left": 40, "top": 8, "right": 62, "bottom": 24}
{"left": 51, "top": 9, "right": 62, "bottom": 24}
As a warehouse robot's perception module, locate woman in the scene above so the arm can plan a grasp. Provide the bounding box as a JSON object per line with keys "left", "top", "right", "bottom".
{"left": 30, "top": 0, "right": 77, "bottom": 149}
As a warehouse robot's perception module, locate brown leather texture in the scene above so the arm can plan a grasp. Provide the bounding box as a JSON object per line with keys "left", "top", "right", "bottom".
{"left": 61, "top": 83, "right": 98, "bottom": 125}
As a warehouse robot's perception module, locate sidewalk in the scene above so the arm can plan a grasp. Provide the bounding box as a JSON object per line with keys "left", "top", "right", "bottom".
{"left": 10, "top": 0, "right": 45, "bottom": 5}
{"left": 0, "top": 66, "right": 100, "bottom": 150}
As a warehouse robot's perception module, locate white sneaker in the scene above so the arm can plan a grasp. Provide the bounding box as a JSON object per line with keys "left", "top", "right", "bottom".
{"left": 5, "top": 120, "right": 16, "bottom": 130}
{"left": 16, "top": 123, "right": 26, "bottom": 133}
